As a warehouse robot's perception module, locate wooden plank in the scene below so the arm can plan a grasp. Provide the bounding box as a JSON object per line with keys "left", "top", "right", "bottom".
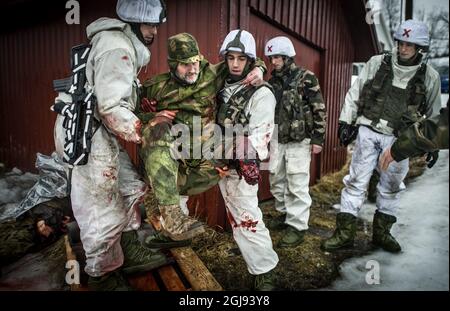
{"left": 128, "top": 272, "right": 160, "bottom": 291}
{"left": 170, "top": 247, "right": 222, "bottom": 291}
{"left": 157, "top": 265, "right": 188, "bottom": 291}
{"left": 149, "top": 215, "right": 222, "bottom": 290}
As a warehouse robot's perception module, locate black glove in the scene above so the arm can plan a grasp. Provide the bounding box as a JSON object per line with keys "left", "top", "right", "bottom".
{"left": 235, "top": 159, "right": 260, "bottom": 185}
{"left": 338, "top": 122, "right": 359, "bottom": 146}
{"left": 425, "top": 150, "right": 439, "bottom": 168}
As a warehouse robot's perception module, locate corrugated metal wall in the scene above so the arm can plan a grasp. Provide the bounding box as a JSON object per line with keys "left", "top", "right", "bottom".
{"left": 245, "top": 0, "right": 355, "bottom": 177}
{"left": 0, "top": 0, "right": 227, "bottom": 171}
{"left": 0, "top": 0, "right": 376, "bottom": 230}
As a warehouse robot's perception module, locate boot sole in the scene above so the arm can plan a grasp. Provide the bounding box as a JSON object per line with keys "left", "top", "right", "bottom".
{"left": 146, "top": 238, "right": 192, "bottom": 249}
{"left": 372, "top": 241, "right": 401, "bottom": 253}
{"left": 163, "top": 224, "right": 205, "bottom": 241}
{"left": 278, "top": 239, "right": 304, "bottom": 248}
{"left": 122, "top": 256, "right": 174, "bottom": 275}
{"left": 267, "top": 224, "right": 288, "bottom": 231}
{"left": 320, "top": 242, "right": 354, "bottom": 252}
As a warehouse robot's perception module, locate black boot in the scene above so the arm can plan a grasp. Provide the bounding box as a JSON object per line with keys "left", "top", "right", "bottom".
{"left": 266, "top": 213, "right": 287, "bottom": 230}
{"left": 254, "top": 269, "right": 276, "bottom": 291}
{"left": 120, "top": 230, "right": 170, "bottom": 275}
{"left": 277, "top": 226, "right": 305, "bottom": 248}
{"left": 372, "top": 210, "right": 401, "bottom": 253}
{"left": 321, "top": 213, "right": 357, "bottom": 251}
{"left": 88, "top": 270, "right": 133, "bottom": 291}
{"left": 145, "top": 231, "right": 192, "bottom": 249}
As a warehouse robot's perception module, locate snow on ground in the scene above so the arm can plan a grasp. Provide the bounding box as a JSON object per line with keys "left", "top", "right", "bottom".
{"left": 326, "top": 151, "right": 449, "bottom": 291}
{"left": 0, "top": 168, "right": 38, "bottom": 220}
{"left": 441, "top": 94, "right": 449, "bottom": 107}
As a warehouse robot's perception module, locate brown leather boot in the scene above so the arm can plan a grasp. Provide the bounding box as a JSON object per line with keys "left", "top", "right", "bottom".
{"left": 159, "top": 204, "right": 205, "bottom": 241}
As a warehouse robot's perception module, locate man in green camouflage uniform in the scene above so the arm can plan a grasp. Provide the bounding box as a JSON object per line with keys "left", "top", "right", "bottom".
{"left": 264, "top": 36, "right": 326, "bottom": 248}
{"left": 0, "top": 198, "right": 71, "bottom": 269}
{"left": 380, "top": 101, "right": 448, "bottom": 170}
{"left": 137, "top": 33, "right": 266, "bottom": 244}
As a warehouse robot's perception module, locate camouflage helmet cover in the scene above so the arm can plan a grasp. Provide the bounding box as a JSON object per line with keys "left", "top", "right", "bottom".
{"left": 167, "top": 33, "right": 203, "bottom": 65}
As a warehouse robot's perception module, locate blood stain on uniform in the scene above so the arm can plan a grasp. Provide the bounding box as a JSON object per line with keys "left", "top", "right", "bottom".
{"left": 240, "top": 219, "right": 258, "bottom": 232}
{"left": 102, "top": 168, "right": 117, "bottom": 181}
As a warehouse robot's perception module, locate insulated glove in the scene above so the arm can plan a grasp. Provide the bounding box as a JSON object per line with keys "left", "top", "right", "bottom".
{"left": 235, "top": 159, "right": 260, "bottom": 186}
{"left": 425, "top": 150, "right": 439, "bottom": 168}
{"left": 338, "top": 122, "right": 359, "bottom": 146}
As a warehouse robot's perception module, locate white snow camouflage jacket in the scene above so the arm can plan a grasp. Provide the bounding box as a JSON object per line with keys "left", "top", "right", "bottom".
{"left": 339, "top": 47, "right": 441, "bottom": 135}
{"left": 86, "top": 17, "right": 151, "bottom": 143}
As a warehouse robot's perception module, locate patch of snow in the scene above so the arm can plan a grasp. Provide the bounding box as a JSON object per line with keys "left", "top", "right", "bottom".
{"left": 327, "top": 151, "right": 449, "bottom": 290}
{"left": 0, "top": 169, "right": 38, "bottom": 206}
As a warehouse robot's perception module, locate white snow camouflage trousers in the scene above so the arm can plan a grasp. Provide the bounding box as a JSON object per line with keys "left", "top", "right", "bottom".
{"left": 54, "top": 115, "right": 147, "bottom": 277}
{"left": 269, "top": 139, "right": 312, "bottom": 231}
{"left": 219, "top": 171, "right": 279, "bottom": 275}
{"left": 340, "top": 126, "right": 409, "bottom": 217}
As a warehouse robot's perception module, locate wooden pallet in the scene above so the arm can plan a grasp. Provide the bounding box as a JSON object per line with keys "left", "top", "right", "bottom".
{"left": 64, "top": 227, "right": 222, "bottom": 291}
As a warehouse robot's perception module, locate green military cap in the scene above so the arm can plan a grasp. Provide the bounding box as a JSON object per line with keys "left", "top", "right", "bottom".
{"left": 167, "top": 33, "right": 203, "bottom": 64}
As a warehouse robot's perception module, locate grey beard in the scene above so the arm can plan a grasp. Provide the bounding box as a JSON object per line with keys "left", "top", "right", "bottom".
{"left": 175, "top": 71, "right": 198, "bottom": 85}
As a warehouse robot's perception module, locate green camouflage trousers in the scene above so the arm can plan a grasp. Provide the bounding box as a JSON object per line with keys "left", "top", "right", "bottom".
{"left": 140, "top": 122, "right": 220, "bottom": 206}
{"left": 0, "top": 219, "right": 35, "bottom": 266}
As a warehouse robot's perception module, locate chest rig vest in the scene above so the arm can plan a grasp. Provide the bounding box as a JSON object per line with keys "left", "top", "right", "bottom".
{"left": 271, "top": 67, "right": 314, "bottom": 144}
{"left": 216, "top": 82, "right": 272, "bottom": 129}
{"left": 357, "top": 53, "right": 427, "bottom": 134}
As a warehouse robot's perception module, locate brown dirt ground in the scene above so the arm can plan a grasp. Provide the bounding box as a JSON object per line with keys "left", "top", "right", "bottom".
{"left": 147, "top": 155, "right": 427, "bottom": 291}
{"left": 0, "top": 156, "right": 427, "bottom": 291}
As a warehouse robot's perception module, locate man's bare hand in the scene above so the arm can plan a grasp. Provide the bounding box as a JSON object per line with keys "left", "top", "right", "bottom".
{"left": 141, "top": 98, "right": 158, "bottom": 113}
{"left": 241, "top": 67, "right": 264, "bottom": 87}
{"left": 311, "top": 144, "right": 323, "bottom": 154}
{"left": 379, "top": 147, "right": 394, "bottom": 171}
{"left": 215, "top": 166, "right": 230, "bottom": 178}
{"left": 149, "top": 110, "right": 178, "bottom": 126}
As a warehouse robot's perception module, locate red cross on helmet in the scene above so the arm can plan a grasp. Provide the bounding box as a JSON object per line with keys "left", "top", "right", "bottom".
{"left": 393, "top": 19, "right": 429, "bottom": 48}
{"left": 264, "top": 36, "right": 296, "bottom": 57}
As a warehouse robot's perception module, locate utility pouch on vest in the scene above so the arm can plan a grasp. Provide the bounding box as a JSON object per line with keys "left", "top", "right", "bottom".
{"left": 52, "top": 44, "right": 98, "bottom": 166}
{"left": 303, "top": 103, "right": 314, "bottom": 133}
{"left": 217, "top": 84, "right": 267, "bottom": 127}
{"left": 358, "top": 53, "right": 427, "bottom": 134}
{"left": 289, "top": 94, "right": 306, "bottom": 141}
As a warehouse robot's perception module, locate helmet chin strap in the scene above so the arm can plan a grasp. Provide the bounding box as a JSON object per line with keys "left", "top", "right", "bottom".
{"left": 129, "top": 22, "right": 150, "bottom": 46}
{"left": 277, "top": 56, "right": 294, "bottom": 72}
{"left": 397, "top": 49, "right": 423, "bottom": 66}
{"left": 227, "top": 59, "right": 254, "bottom": 83}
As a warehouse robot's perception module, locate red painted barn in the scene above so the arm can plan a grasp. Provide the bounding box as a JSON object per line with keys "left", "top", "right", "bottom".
{"left": 0, "top": 0, "right": 379, "bottom": 229}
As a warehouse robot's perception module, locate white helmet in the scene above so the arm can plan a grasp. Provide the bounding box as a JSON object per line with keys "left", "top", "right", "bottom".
{"left": 264, "top": 36, "right": 296, "bottom": 57}
{"left": 219, "top": 29, "right": 256, "bottom": 60}
{"left": 393, "top": 19, "right": 429, "bottom": 47}
{"left": 116, "top": 0, "right": 167, "bottom": 24}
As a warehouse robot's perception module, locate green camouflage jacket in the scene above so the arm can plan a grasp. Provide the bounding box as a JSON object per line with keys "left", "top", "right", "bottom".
{"left": 391, "top": 104, "right": 448, "bottom": 161}
{"left": 269, "top": 61, "right": 326, "bottom": 145}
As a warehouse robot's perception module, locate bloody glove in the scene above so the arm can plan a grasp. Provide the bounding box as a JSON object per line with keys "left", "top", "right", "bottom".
{"left": 338, "top": 122, "right": 359, "bottom": 146}
{"left": 235, "top": 159, "right": 260, "bottom": 186}
{"left": 425, "top": 150, "right": 439, "bottom": 168}
{"left": 141, "top": 98, "right": 157, "bottom": 113}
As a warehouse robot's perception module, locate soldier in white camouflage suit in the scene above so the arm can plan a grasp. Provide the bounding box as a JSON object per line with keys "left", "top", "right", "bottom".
{"left": 322, "top": 20, "right": 441, "bottom": 253}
